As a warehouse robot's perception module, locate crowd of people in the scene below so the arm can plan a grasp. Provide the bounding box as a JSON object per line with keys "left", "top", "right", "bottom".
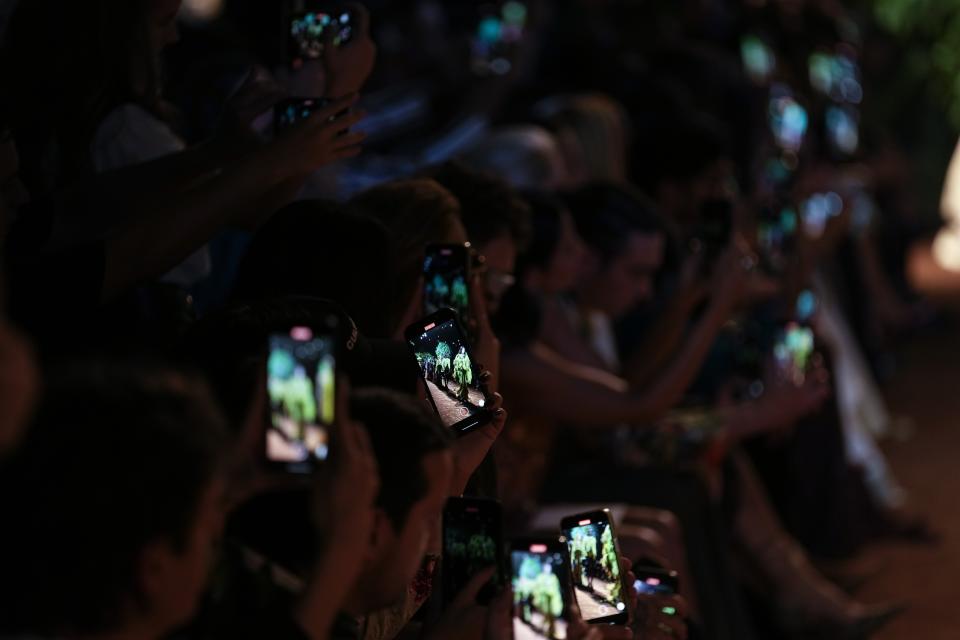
{"left": 0, "top": 0, "right": 943, "bottom": 638}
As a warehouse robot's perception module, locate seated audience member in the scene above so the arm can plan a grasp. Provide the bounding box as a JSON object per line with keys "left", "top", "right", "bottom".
{"left": 426, "top": 161, "right": 532, "bottom": 314}
{"left": 0, "top": 362, "right": 231, "bottom": 638}
{"left": 342, "top": 388, "right": 507, "bottom": 640}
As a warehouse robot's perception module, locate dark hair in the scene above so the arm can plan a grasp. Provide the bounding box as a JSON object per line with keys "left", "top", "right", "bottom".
{"left": 1, "top": 0, "right": 165, "bottom": 192}
{"left": 426, "top": 161, "right": 532, "bottom": 250}
{"left": 350, "top": 388, "right": 452, "bottom": 530}
{"left": 493, "top": 192, "right": 567, "bottom": 348}
{"left": 350, "top": 179, "right": 463, "bottom": 334}
{"left": 563, "top": 183, "right": 668, "bottom": 265}
{"left": 232, "top": 200, "right": 394, "bottom": 337}
{"left": 0, "top": 361, "right": 228, "bottom": 635}
{"left": 632, "top": 111, "right": 732, "bottom": 197}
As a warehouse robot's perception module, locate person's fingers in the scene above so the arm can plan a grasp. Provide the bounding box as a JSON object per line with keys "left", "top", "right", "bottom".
{"left": 302, "top": 94, "right": 360, "bottom": 126}
{"left": 316, "top": 109, "right": 367, "bottom": 137}
{"left": 331, "top": 145, "right": 364, "bottom": 160}
{"left": 330, "top": 130, "right": 368, "bottom": 151}
{"left": 449, "top": 566, "right": 496, "bottom": 609}
{"left": 486, "top": 392, "right": 503, "bottom": 412}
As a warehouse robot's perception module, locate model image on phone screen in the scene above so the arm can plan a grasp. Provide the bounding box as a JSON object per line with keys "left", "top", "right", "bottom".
{"left": 423, "top": 244, "right": 471, "bottom": 329}
{"left": 561, "top": 511, "right": 628, "bottom": 625}
{"left": 511, "top": 541, "right": 570, "bottom": 640}
{"left": 267, "top": 326, "right": 335, "bottom": 470}
{"left": 443, "top": 497, "right": 505, "bottom": 606}
{"left": 406, "top": 310, "right": 490, "bottom": 434}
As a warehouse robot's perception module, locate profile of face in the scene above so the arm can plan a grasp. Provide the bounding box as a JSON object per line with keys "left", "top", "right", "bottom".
{"left": 581, "top": 231, "right": 665, "bottom": 318}
{"left": 366, "top": 450, "right": 453, "bottom": 611}
{"left": 140, "top": 476, "right": 225, "bottom": 633}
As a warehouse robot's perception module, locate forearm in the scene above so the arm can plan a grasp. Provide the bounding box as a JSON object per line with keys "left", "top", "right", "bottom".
{"left": 717, "top": 399, "right": 792, "bottom": 442}
{"left": 625, "top": 285, "right": 706, "bottom": 388}
{"left": 628, "top": 301, "right": 733, "bottom": 422}
{"left": 100, "top": 151, "right": 286, "bottom": 299}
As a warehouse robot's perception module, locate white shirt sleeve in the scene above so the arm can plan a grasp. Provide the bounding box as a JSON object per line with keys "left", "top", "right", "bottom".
{"left": 90, "top": 104, "right": 211, "bottom": 287}
{"left": 91, "top": 103, "right": 186, "bottom": 171}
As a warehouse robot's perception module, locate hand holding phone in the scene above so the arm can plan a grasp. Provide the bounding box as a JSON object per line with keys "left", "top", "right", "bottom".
{"left": 406, "top": 309, "right": 493, "bottom": 436}
{"left": 560, "top": 509, "right": 631, "bottom": 626}
{"left": 267, "top": 93, "right": 366, "bottom": 174}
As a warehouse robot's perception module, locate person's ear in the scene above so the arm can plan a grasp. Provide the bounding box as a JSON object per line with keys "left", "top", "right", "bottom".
{"left": 365, "top": 507, "right": 395, "bottom": 565}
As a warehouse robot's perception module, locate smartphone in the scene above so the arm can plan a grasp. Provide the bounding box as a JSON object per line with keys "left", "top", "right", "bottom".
{"left": 423, "top": 243, "right": 472, "bottom": 330}
{"left": 768, "top": 84, "right": 808, "bottom": 153}
{"left": 631, "top": 563, "right": 679, "bottom": 597}
{"left": 443, "top": 497, "right": 506, "bottom": 607}
{"left": 560, "top": 509, "right": 630, "bottom": 626}
{"left": 773, "top": 321, "right": 816, "bottom": 386}
{"left": 471, "top": 1, "right": 528, "bottom": 76}
{"left": 405, "top": 309, "right": 492, "bottom": 436}
{"left": 287, "top": 3, "right": 353, "bottom": 68}
{"left": 274, "top": 97, "right": 329, "bottom": 132}
{"left": 511, "top": 538, "right": 572, "bottom": 640}
{"left": 266, "top": 322, "right": 338, "bottom": 474}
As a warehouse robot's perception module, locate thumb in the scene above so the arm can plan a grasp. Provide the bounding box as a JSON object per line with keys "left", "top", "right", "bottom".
{"left": 450, "top": 566, "right": 496, "bottom": 609}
